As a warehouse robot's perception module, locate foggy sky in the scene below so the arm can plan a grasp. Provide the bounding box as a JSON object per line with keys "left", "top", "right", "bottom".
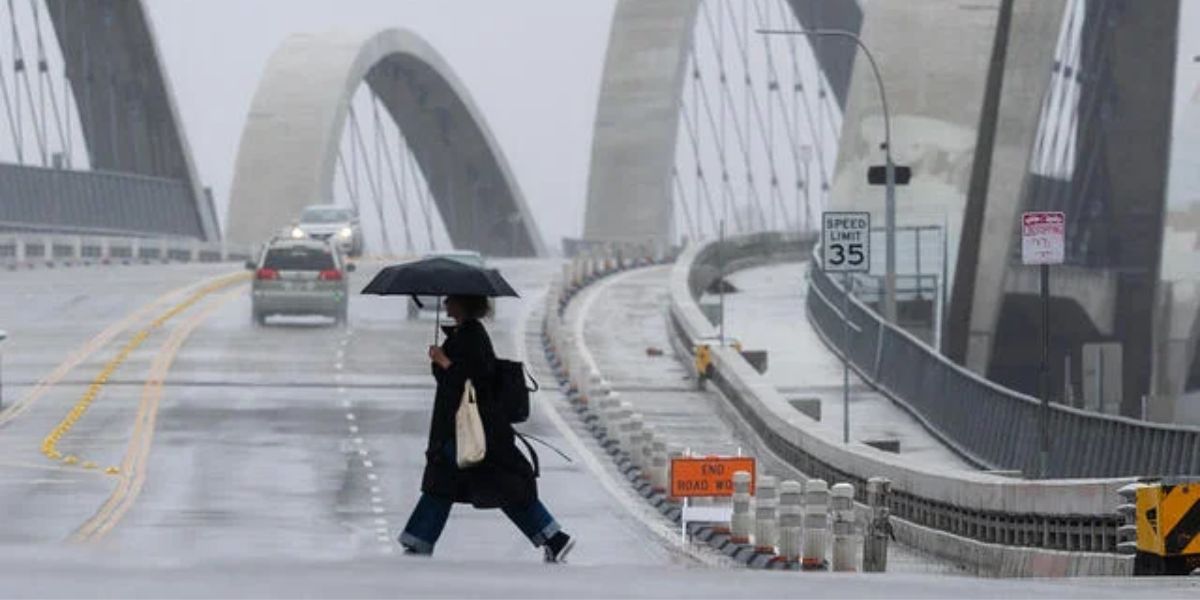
{"left": 145, "top": 0, "right": 617, "bottom": 249}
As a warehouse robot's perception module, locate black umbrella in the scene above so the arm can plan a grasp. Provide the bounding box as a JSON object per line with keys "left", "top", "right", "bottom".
{"left": 361, "top": 257, "right": 519, "bottom": 342}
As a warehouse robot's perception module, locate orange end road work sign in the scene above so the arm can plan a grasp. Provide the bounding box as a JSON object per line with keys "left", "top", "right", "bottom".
{"left": 670, "top": 456, "right": 756, "bottom": 498}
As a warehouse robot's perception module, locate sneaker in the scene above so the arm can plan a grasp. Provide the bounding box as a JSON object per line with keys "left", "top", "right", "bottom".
{"left": 543, "top": 532, "right": 575, "bottom": 564}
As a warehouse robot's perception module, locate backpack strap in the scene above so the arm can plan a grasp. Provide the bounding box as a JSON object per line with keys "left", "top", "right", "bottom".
{"left": 524, "top": 365, "right": 540, "bottom": 393}
{"left": 515, "top": 431, "right": 540, "bottom": 478}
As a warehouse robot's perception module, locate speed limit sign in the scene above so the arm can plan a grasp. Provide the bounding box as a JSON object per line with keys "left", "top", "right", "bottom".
{"left": 822, "top": 212, "right": 871, "bottom": 273}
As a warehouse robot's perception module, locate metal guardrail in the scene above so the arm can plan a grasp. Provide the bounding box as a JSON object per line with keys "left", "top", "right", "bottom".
{"left": 806, "top": 247, "right": 1200, "bottom": 479}
{"left": 0, "top": 233, "right": 252, "bottom": 267}
{"left": 667, "top": 233, "right": 1138, "bottom": 566}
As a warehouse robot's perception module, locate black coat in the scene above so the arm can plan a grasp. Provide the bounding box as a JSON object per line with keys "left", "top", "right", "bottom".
{"left": 421, "top": 319, "right": 537, "bottom": 508}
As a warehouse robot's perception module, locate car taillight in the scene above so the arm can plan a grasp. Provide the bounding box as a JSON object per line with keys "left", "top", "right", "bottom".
{"left": 255, "top": 268, "right": 279, "bottom": 280}
{"left": 318, "top": 269, "right": 343, "bottom": 281}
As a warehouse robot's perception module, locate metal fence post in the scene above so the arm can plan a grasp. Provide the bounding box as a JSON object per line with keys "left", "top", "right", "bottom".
{"left": 0, "top": 329, "right": 6, "bottom": 408}
{"left": 864, "top": 477, "right": 892, "bottom": 572}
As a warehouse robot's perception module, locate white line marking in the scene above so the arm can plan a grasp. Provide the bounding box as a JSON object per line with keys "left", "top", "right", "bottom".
{"left": 371, "top": 497, "right": 383, "bottom": 504}
{"left": 358, "top": 449, "right": 369, "bottom": 457}
{"left": 520, "top": 268, "right": 720, "bottom": 566}
{"left": 367, "top": 473, "right": 378, "bottom": 481}
{"left": 354, "top": 437, "right": 365, "bottom": 445}
{"left": 370, "top": 486, "right": 381, "bottom": 494}
{"left": 335, "top": 363, "right": 344, "bottom": 371}
{"left": 363, "top": 460, "right": 374, "bottom": 468}
{"left": 372, "top": 506, "right": 384, "bottom": 514}
{"left": 375, "top": 518, "right": 388, "bottom": 526}
{"left": 345, "top": 413, "right": 356, "bottom": 421}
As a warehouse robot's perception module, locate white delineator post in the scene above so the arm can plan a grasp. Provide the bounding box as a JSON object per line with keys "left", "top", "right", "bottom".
{"left": 666, "top": 446, "right": 684, "bottom": 503}
{"left": 596, "top": 391, "right": 621, "bottom": 437}
{"left": 754, "top": 476, "right": 779, "bottom": 554}
{"left": 777, "top": 480, "right": 803, "bottom": 563}
{"left": 630, "top": 425, "right": 649, "bottom": 472}
{"left": 802, "top": 479, "right": 829, "bottom": 569}
{"left": 625, "top": 413, "right": 645, "bottom": 462}
{"left": 610, "top": 402, "right": 633, "bottom": 453}
{"left": 650, "top": 439, "right": 668, "bottom": 494}
{"left": 638, "top": 427, "right": 656, "bottom": 478}
{"left": 831, "top": 483, "right": 857, "bottom": 572}
{"left": 731, "top": 470, "right": 754, "bottom": 544}
{"left": 584, "top": 371, "right": 604, "bottom": 405}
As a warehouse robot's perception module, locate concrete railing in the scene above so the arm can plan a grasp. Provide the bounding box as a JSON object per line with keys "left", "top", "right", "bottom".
{"left": 667, "top": 233, "right": 1135, "bottom": 576}
{"left": 0, "top": 233, "right": 253, "bottom": 268}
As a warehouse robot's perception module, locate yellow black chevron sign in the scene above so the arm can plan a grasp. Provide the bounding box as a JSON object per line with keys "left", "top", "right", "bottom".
{"left": 1137, "top": 481, "right": 1200, "bottom": 563}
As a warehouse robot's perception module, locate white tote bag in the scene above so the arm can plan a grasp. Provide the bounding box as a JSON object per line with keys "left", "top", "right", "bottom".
{"left": 455, "top": 379, "right": 487, "bottom": 468}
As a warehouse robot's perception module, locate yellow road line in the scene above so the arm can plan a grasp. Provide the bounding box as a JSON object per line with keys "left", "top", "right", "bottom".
{"left": 72, "top": 285, "right": 244, "bottom": 542}
{"left": 0, "top": 279, "right": 200, "bottom": 428}
{"left": 39, "top": 272, "right": 250, "bottom": 467}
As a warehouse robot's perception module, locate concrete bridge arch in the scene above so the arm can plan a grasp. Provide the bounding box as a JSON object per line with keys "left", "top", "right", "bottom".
{"left": 227, "top": 28, "right": 545, "bottom": 256}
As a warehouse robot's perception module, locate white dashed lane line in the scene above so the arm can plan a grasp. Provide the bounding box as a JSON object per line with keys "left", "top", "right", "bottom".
{"left": 336, "top": 329, "right": 394, "bottom": 554}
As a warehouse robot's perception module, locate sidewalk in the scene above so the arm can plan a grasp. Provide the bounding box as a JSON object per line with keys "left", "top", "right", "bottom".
{"left": 714, "top": 262, "right": 974, "bottom": 471}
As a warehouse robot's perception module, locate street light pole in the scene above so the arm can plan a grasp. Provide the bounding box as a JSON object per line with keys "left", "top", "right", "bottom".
{"left": 759, "top": 28, "right": 898, "bottom": 322}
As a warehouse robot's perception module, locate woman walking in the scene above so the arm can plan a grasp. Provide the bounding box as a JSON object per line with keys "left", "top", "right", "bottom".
{"left": 399, "top": 295, "right": 575, "bottom": 563}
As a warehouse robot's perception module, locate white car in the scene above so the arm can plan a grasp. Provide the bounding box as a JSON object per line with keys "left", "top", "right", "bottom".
{"left": 407, "top": 250, "right": 487, "bottom": 319}
{"left": 290, "top": 205, "right": 363, "bottom": 257}
{"left": 249, "top": 238, "right": 355, "bottom": 326}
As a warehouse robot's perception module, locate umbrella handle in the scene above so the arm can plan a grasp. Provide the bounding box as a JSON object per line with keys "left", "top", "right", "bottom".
{"left": 434, "top": 296, "right": 441, "bottom": 345}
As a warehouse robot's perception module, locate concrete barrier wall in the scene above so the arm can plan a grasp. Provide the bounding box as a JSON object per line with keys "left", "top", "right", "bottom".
{"left": 0, "top": 233, "right": 253, "bottom": 269}
{"left": 667, "top": 233, "right": 1135, "bottom": 575}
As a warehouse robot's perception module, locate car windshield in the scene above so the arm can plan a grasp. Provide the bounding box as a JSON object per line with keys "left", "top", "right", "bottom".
{"left": 300, "top": 208, "right": 353, "bottom": 224}
{"left": 263, "top": 247, "right": 335, "bottom": 271}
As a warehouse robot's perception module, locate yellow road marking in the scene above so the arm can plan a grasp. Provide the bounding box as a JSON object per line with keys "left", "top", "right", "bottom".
{"left": 72, "top": 286, "right": 243, "bottom": 542}
{"left": 39, "top": 272, "right": 250, "bottom": 466}
{"left": 0, "top": 457, "right": 108, "bottom": 476}
{"left": 0, "top": 279, "right": 200, "bottom": 428}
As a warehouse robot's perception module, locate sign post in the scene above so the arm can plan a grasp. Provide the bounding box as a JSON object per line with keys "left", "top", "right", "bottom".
{"left": 822, "top": 212, "right": 871, "bottom": 444}
{"left": 1022, "top": 211, "right": 1065, "bottom": 478}
{"left": 671, "top": 455, "right": 757, "bottom": 543}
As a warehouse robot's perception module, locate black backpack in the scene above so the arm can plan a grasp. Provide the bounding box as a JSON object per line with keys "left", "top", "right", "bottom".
{"left": 494, "top": 358, "right": 538, "bottom": 423}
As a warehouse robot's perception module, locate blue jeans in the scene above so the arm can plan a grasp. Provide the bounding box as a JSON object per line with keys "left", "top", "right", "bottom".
{"left": 400, "top": 493, "right": 561, "bottom": 555}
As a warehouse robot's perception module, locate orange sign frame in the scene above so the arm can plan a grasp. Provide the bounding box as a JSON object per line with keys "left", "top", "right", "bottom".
{"left": 669, "top": 456, "right": 756, "bottom": 498}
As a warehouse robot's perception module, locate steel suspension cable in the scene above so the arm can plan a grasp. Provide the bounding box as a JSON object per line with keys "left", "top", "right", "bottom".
{"left": 372, "top": 91, "right": 416, "bottom": 254}
{"left": 30, "top": 0, "right": 68, "bottom": 166}
{"left": 724, "top": 0, "right": 800, "bottom": 231}
{"left": 0, "top": 13, "right": 19, "bottom": 162}
{"left": 698, "top": 2, "right": 748, "bottom": 232}
{"left": 404, "top": 147, "right": 437, "bottom": 251}
{"left": 336, "top": 149, "right": 361, "bottom": 213}
{"left": 347, "top": 102, "right": 392, "bottom": 253}
{"left": 671, "top": 167, "right": 699, "bottom": 242}
{"left": 679, "top": 53, "right": 720, "bottom": 236}
{"left": 687, "top": 49, "right": 719, "bottom": 237}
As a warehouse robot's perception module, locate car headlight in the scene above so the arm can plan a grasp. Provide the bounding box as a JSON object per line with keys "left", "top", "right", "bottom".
{"left": 290, "top": 227, "right": 306, "bottom": 239}
{"left": 338, "top": 227, "right": 353, "bottom": 239}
